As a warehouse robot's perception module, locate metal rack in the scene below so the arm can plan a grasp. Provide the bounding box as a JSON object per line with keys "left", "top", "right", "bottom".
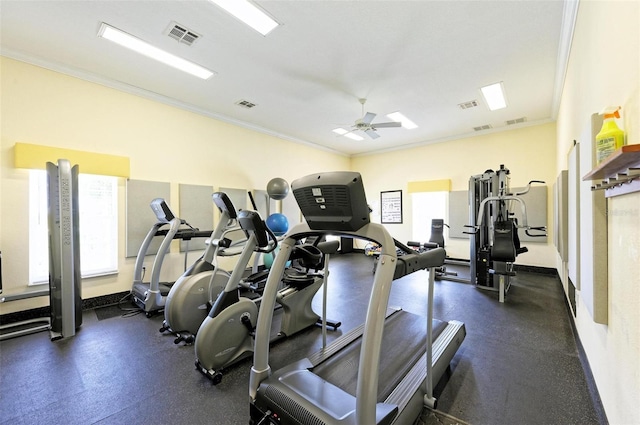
{"left": 584, "top": 144, "right": 640, "bottom": 197}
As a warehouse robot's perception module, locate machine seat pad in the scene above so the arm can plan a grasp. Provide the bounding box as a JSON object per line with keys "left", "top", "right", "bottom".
{"left": 491, "top": 220, "right": 517, "bottom": 262}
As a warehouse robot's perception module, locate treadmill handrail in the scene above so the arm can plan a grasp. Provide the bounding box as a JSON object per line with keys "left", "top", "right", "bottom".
{"left": 149, "top": 216, "right": 183, "bottom": 292}
{"left": 250, "top": 219, "right": 398, "bottom": 424}
{"left": 132, "top": 219, "right": 175, "bottom": 285}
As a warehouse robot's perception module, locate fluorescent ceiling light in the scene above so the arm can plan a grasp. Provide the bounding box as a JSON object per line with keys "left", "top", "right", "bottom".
{"left": 97, "top": 23, "right": 214, "bottom": 80}
{"left": 480, "top": 82, "right": 507, "bottom": 111}
{"left": 332, "top": 128, "right": 363, "bottom": 141}
{"left": 344, "top": 132, "right": 364, "bottom": 141}
{"left": 386, "top": 112, "right": 418, "bottom": 129}
{"left": 209, "top": 0, "right": 279, "bottom": 36}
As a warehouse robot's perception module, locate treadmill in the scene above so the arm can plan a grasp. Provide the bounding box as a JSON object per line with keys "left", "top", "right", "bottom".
{"left": 249, "top": 171, "right": 466, "bottom": 425}
{"left": 131, "top": 198, "right": 211, "bottom": 316}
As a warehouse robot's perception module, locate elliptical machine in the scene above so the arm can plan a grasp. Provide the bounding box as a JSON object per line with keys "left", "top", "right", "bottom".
{"left": 160, "top": 192, "right": 242, "bottom": 344}
{"left": 194, "top": 209, "right": 340, "bottom": 385}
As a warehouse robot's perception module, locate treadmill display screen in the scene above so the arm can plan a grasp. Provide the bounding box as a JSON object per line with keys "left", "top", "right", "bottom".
{"left": 292, "top": 171, "right": 370, "bottom": 232}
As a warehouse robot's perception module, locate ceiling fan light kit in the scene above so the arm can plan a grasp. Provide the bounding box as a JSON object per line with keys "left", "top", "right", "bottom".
{"left": 334, "top": 98, "right": 408, "bottom": 141}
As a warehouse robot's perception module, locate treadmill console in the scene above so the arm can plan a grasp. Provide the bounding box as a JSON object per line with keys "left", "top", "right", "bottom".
{"left": 149, "top": 198, "right": 175, "bottom": 223}
{"left": 292, "top": 171, "right": 370, "bottom": 232}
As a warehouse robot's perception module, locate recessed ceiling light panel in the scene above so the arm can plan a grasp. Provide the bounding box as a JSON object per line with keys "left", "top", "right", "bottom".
{"left": 333, "top": 128, "right": 363, "bottom": 141}
{"left": 386, "top": 112, "right": 418, "bottom": 129}
{"left": 344, "top": 132, "right": 364, "bottom": 141}
{"left": 480, "top": 82, "right": 507, "bottom": 111}
{"left": 208, "top": 0, "right": 279, "bottom": 36}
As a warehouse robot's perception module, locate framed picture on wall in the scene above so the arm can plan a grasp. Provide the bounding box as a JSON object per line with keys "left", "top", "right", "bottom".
{"left": 381, "top": 190, "right": 403, "bottom": 224}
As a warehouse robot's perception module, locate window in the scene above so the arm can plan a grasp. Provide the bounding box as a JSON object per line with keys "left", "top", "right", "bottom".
{"left": 29, "top": 170, "right": 118, "bottom": 285}
{"left": 411, "top": 191, "right": 448, "bottom": 243}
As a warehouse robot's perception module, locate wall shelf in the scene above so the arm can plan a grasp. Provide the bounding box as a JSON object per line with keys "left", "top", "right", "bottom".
{"left": 583, "top": 144, "right": 640, "bottom": 197}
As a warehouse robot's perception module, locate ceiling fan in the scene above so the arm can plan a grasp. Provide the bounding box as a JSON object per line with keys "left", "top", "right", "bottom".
{"left": 334, "top": 98, "right": 402, "bottom": 140}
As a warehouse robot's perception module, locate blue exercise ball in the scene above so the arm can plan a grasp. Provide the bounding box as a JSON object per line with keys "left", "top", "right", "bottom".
{"left": 267, "top": 178, "right": 289, "bottom": 200}
{"left": 263, "top": 246, "right": 291, "bottom": 269}
{"left": 266, "top": 213, "right": 289, "bottom": 236}
{"left": 263, "top": 249, "right": 276, "bottom": 269}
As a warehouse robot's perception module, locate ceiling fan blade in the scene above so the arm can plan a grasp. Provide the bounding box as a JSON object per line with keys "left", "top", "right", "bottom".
{"left": 362, "top": 112, "right": 376, "bottom": 125}
{"left": 364, "top": 129, "right": 380, "bottom": 139}
{"left": 371, "top": 122, "right": 402, "bottom": 128}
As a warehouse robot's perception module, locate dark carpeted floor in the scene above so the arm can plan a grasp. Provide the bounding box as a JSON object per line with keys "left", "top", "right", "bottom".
{"left": 0, "top": 253, "right": 605, "bottom": 425}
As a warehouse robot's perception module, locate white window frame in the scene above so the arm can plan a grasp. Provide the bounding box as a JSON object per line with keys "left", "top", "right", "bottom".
{"left": 29, "top": 170, "right": 118, "bottom": 285}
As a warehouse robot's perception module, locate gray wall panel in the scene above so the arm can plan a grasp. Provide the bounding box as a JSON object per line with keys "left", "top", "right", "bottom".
{"left": 449, "top": 190, "right": 470, "bottom": 239}
{"left": 179, "top": 184, "right": 214, "bottom": 252}
{"left": 126, "top": 180, "right": 170, "bottom": 258}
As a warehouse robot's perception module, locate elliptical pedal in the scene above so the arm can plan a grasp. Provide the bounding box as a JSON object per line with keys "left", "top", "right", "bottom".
{"left": 174, "top": 332, "right": 195, "bottom": 345}
{"left": 195, "top": 360, "right": 224, "bottom": 385}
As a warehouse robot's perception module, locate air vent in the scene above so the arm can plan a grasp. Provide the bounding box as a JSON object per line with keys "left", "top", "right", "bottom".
{"left": 165, "top": 22, "right": 201, "bottom": 46}
{"left": 236, "top": 100, "right": 257, "bottom": 109}
{"left": 473, "top": 124, "right": 492, "bottom": 131}
{"left": 506, "top": 117, "right": 527, "bottom": 125}
{"left": 458, "top": 100, "right": 479, "bottom": 110}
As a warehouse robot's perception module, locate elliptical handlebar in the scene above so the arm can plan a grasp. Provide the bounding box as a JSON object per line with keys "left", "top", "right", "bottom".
{"left": 255, "top": 226, "right": 278, "bottom": 254}
{"left": 237, "top": 209, "right": 279, "bottom": 254}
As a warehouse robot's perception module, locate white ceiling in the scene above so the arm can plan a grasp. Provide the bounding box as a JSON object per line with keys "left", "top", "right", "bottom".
{"left": 0, "top": 0, "right": 575, "bottom": 156}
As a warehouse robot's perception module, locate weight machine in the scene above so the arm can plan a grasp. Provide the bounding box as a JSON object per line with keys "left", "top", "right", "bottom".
{"left": 466, "top": 165, "right": 546, "bottom": 302}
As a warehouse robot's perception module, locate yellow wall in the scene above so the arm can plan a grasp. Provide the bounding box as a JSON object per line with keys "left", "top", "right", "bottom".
{"left": 0, "top": 57, "right": 350, "bottom": 314}
{"left": 352, "top": 122, "right": 558, "bottom": 265}
{"left": 555, "top": 1, "right": 640, "bottom": 424}
{"left": 0, "top": 55, "right": 561, "bottom": 317}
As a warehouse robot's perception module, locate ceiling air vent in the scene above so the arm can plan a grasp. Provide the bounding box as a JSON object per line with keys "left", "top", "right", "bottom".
{"left": 473, "top": 124, "right": 492, "bottom": 131}
{"left": 506, "top": 117, "right": 527, "bottom": 125}
{"left": 236, "top": 100, "right": 257, "bottom": 109}
{"left": 165, "top": 22, "right": 200, "bottom": 46}
{"left": 458, "top": 100, "right": 479, "bottom": 110}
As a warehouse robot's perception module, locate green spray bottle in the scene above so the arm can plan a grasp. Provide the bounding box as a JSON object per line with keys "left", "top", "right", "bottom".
{"left": 595, "top": 106, "right": 625, "bottom": 164}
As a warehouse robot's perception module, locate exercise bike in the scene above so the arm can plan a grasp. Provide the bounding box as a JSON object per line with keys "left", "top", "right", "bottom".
{"left": 160, "top": 192, "right": 244, "bottom": 345}
{"left": 194, "top": 209, "right": 340, "bottom": 385}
